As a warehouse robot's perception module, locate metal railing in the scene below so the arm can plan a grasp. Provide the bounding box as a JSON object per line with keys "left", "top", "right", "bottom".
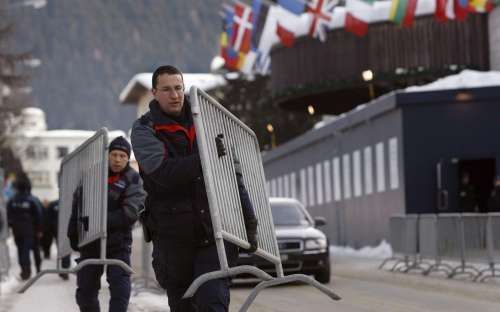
{"left": 18, "top": 128, "right": 133, "bottom": 293}
{"left": 187, "top": 86, "right": 340, "bottom": 311}
{"left": 380, "top": 213, "right": 500, "bottom": 282}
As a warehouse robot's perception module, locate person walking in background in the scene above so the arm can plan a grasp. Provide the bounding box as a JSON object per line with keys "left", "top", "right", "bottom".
{"left": 458, "top": 171, "right": 478, "bottom": 213}
{"left": 131, "top": 65, "right": 258, "bottom": 312}
{"left": 6, "top": 173, "right": 43, "bottom": 280}
{"left": 47, "top": 199, "right": 71, "bottom": 280}
{"left": 41, "top": 199, "right": 54, "bottom": 259}
{"left": 487, "top": 175, "right": 500, "bottom": 212}
{"left": 68, "top": 136, "right": 146, "bottom": 312}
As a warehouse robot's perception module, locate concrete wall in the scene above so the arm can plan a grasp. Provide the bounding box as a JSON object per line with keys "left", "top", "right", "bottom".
{"left": 490, "top": 7, "right": 500, "bottom": 70}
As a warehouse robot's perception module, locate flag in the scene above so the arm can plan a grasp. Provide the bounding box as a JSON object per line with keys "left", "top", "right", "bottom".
{"left": 231, "top": 2, "right": 254, "bottom": 54}
{"left": 220, "top": 6, "right": 240, "bottom": 70}
{"left": 307, "top": 0, "right": 338, "bottom": 42}
{"left": 251, "top": 0, "right": 269, "bottom": 50}
{"left": 469, "top": 0, "right": 494, "bottom": 12}
{"left": 389, "top": 0, "right": 418, "bottom": 27}
{"left": 345, "top": 0, "right": 374, "bottom": 37}
{"left": 276, "top": 22, "right": 295, "bottom": 47}
{"left": 278, "top": 0, "right": 305, "bottom": 15}
{"left": 454, "top": 0, "right": 469, "bottom": 20}
{"left": 435, "top": 0, "right": 455, "bottom": 22}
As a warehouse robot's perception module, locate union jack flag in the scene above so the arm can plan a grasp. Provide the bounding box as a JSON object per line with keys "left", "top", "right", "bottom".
{"left": 307, "top": 0, "right": 338, "bottom": 42}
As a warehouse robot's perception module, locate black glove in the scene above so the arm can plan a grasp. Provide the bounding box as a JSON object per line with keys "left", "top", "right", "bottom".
{"left": 215, "top": 134, "right": 226, "bottom": 158}
{"left": 247, "top": 233, "right": 258, "bottom": 253}
{"left": 246, "top": 218, "right": 258, "bottom": 253}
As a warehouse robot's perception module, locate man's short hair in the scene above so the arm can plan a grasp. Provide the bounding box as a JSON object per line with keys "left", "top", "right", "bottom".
{"left": 152, "top": 65, "right": 184, "bottom": 89}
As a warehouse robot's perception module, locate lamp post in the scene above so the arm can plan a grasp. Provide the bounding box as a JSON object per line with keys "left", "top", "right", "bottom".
{"left": 266, "top": 123, "right": 276, "bottom": 149}
{"left": 307, "top": 105, "right": 315, "bottom": 115}
{"left": 362, "top": 70, "right": 375, "bottom": 100}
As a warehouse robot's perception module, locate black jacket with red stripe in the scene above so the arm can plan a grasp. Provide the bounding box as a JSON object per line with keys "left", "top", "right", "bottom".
{"left": 131, "top": 99, "right": 256, "bottom": 246}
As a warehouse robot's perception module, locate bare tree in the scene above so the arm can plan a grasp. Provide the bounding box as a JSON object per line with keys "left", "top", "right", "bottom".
{"left": 0, "top": 1, "right": 33, "bottom": 175}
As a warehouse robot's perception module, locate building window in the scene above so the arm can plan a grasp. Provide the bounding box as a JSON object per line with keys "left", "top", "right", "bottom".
{"left": 57, "top": 146, "right": 69, "bottom": 158}
{"left": 25, "top": 145, "right": 48, "bottom": 160}
{"left": 27, "top": 171, "right": 51, "bottom": 187}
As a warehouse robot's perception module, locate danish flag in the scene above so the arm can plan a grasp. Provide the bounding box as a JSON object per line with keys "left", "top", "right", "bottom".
{"left": 231, "top": 2, "right": 253, "bottom": 54}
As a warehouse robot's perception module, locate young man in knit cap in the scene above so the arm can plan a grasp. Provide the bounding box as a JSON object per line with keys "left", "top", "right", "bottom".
{"left": 131, "top": 65, "right": 258, "bottom": 312}
{"left": 69, "top": 136, "right": 146, "bottom": 312}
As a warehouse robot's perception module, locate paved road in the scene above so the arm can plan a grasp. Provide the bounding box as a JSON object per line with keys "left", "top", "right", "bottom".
{"left": 229, "top": 256, "right": 500, "bottom": 312}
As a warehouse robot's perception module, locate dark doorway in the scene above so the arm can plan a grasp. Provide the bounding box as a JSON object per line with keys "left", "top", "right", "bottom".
{"left": 458, "top": 159, "right": 496, "bottom": 213}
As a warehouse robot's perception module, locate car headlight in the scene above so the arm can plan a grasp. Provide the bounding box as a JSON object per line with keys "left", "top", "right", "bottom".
{"left": 304, "top": 238, "right": 327, "bottom": 250}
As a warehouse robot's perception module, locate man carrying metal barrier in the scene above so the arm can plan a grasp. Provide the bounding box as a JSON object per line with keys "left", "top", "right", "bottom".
{"left": 131, "top": 65, "right": 258, "bottom": 312}
{"left": 68, "top": 136, "right": 146, "bottom": 312}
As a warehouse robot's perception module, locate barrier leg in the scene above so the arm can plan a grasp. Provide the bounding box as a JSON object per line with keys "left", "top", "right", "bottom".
{"left": 448, "top": 260, "right": 480, "bottom": 279}
{"left": 475, "top": 263, "right": 500, "bottom": 282}
{"left": 423, "top": 260, "right": 454, "bottom": 276}
{"left": 181, "top": 265, "right": 340, "bottom": 311}
{"left": 239, "top": 274, "right": 341, "bottom": 312}
{"left": 18, "top": 258, "right": 134, "bottom": 293}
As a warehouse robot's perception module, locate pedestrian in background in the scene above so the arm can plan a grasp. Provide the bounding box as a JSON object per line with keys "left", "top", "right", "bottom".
{"left": 47, "top": 199, "right": 71, "bottom": 280}
{"left": 487, "top": 175, "right": 500, "bottom": 212}
{"left": 41, "top": 199, "right": 54, "bottom": 259}
{"left": 6, "top": 174, "right": 43, "bottom": 280}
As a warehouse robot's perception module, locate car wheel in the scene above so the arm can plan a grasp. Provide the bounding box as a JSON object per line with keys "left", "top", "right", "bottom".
{"left": 314, "top": 264, "right": 331, "bottom": 284}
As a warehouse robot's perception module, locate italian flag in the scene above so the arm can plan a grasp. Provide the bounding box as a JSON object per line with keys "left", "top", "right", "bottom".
{"left": 345, "top": 0, "right": 375, "bottom": 37}
{"left": 390, "top": 0, "right": 418, "bottom": 27}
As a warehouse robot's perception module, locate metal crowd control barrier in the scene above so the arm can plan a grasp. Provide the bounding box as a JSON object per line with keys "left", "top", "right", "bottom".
{"left": 379, "top": 215, "right": 424, "bottom": 272}
{"left": 453, "top": 214, "right": 485, "bottom": 278}
{"left": 476, "top": 213, "right": 500, "bottom": 281}
{"left": 419, "top": 214, "right": 454, "bottom": 276}
{"left": 383, "top": 213, "right": 500, "bottom": 282}
{"left": 18, "top": 128, "right": 133, "bottom": 293}
{"left": 186, "top": 86, "right": 340, "bottom": 310}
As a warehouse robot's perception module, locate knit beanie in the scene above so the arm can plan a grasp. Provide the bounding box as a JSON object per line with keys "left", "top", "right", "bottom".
{"left": 109, "top": 136, "right": 131, "bottom": 158}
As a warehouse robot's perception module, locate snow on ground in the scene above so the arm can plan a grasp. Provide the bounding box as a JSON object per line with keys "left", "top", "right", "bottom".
{"left": 331, "top": 240, "right": 393, "bottom": 259}
{"left": 128, "top": 291, "right": 170, "bottom": 312}
{"left": 0, "top": 234, "right": 171, "bottom": 312}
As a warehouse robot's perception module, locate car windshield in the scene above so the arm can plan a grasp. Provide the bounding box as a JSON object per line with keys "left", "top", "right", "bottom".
{"left": 271, "top": 201, "right": 310, "bottom": 226}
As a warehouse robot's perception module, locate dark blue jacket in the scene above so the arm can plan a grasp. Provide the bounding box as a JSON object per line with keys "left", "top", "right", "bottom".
{"left": 7, "top": 192, "right": 43, "bottom": 238}
{"left": 131, "top": 99, "right": 257, "bottom": 246}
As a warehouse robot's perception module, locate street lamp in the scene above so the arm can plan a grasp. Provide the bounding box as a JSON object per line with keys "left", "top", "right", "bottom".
{"left": 266, "top": 123, "right": 276, "bottom": 149}
{"left": 362, "top": 70, "right": 375, "bottom": 100}
{"left": 307, "top": 105, "right": 315, "bottom": 115}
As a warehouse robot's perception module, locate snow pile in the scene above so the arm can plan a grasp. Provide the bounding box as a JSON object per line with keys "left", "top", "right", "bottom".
{"left": 330, "top": 240, "right": 392, "bottom": 259}
{"left": 405, "top": 70, "right": 500, "bottom": 92}
{"left": 0, "top": 238, "right": 21, "bottom": 295}
{"left": 0, "top": 274, "right": 20, "bottom": 295}
{"left": 129, "top": 291, "right": 170, "bottom": 312}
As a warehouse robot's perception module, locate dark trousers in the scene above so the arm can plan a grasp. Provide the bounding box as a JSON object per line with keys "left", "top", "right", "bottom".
{"left": 152, "top": 240, "right": 238, "bottom": 312}
{"left": 32, "top": 236, "right": 42, "bottom": 272}
{"left": 14, "top": 235, "right": 33, "bottom": 268}
{"left": 75, "top": 251, "right": 131, "bottom": 312}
